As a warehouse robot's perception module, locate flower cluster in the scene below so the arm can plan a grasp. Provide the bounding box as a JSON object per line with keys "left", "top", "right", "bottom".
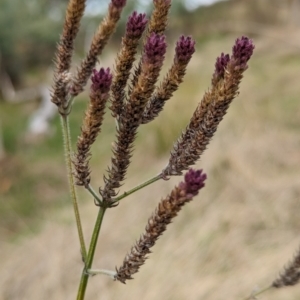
{"left": 51, "top": 0, "right": 255, "bottom": 292}
{"left": 162, "top": 36, "right": 254, "bottom": 176}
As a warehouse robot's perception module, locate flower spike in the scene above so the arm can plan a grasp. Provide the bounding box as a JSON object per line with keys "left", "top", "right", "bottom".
{"left": 115, "top": 169, "right": 206, "bottom": 283}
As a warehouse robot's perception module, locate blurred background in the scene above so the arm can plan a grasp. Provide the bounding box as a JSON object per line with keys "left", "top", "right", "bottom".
{"left": 1, "top": 0, "right": 300, "bottom": 299}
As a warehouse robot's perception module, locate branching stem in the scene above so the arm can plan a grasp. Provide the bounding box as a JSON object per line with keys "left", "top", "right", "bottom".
{"left": 76, "top": 174, "right": 163, "bottom": 299}
{"left": 113, "top": 173, "right": 163, "bottom": 203}
{"left": 86, "top": 184, "right": 102, "bottom": 204}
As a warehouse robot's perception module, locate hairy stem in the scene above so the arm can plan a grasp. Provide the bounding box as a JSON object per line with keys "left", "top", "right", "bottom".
{"left": 77, "top": 207, "right": 107, "bottom": 300}
{"left": 243, "top": 285, "right": 272, "bottom": 300}
{"left": 113, "top": 174, "right": 163, "bottom": 203}
{"left": 61, "top": 115, "right": 87, "bottom": 261}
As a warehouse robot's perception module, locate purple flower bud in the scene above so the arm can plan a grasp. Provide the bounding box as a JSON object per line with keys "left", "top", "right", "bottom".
{"left": 214, "top": 52, "right": 230, "bottom": 78}
{"left": 91, "top": 68, "right": 113, "bottom": 93}
{"left": 232, "top": 36, "right": 254, "bottom": 67}
{"left": 111, "top": 0, "right": 126, "bottom": 8}
{"left": 175, "top": 36, "right": 195, "bottom": 62}
{"left": 144, "top": 33, "right": 167, "bottom": 63}
{"left": 126, "top": 11, "right": 148, "bottom": 39}
{"left": 180, "top": 169, "right": 207, "bottom": 197}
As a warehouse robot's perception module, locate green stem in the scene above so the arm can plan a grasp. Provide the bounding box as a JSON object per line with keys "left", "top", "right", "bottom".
{"left": 87, "top": 268, "right": 116, "bottom": 278}
{"left": 61, "top": 115, "right": 87, "bottom": 261}
{"left": 113, "top": 174, "right": 162, "bottom": 203}
{"left": 87, "top": 184, "right": 102, "bottom": 204}
{"left": 243, "top": 285, "right": 272, "bottom": 300}
{"left": 77, "top": 207, "right": 107, "bottom": 300}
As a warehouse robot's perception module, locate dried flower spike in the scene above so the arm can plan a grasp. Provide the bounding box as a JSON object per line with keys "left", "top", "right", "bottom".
{"left": 70, "top": 0, "right": 126, "bottom": 96}
{"left": 273, "top": 246, "right": 300, "bottom": 288}
{"left": 163, "top": 36, "right": 254, "bottom": 176}
{"left": 130, "top": 0, "right": 171, "bottom": 94}
{"left": 74, "top": 68, "right": 112, "bottom": 187}
{"left": 142, "top": 35, "right": 195, "bottom": 124}
{"left": 51, "top": 0, "right": 86, "bottom": 110}
{"left": 110, "top": 12, "right": 148, "bottom": 119}
{"left": 100, "top": 33, "right": 167, "bottom": 202}
{"left": 55, "top": 0, "right": 86, "bottom": 74}
{"left": 51, "top": 71, "right": 72, "bottom": 111}
{"left": 150, "top": 0, "right": 171, "bottom": 34}
{"left": 115, "top": 169, "right": 207, "bottom": 283}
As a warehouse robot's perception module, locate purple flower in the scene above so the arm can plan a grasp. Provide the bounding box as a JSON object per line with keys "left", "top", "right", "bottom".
{"left": 214, "top": 52, "right": 230, "bottom": 78}
{"left": 144, "top": 33, "right": 167, "bottom": 64}
{"left": 126, "top": 11, "right": 148, "bottom": 39}
{"left": 91, "top": 68, "right": 113, "bottom": 93}
{"left": 180, "top": 169, "right": 207, "bottom": 197}
{"left": 175, "top": 36, "right": 195, "bottom": 62}
{"left": 111, "top": 0, "right": 127, "bottom": 8}
{"left": 232, "top": 36, "right": 255, "bottom": 67}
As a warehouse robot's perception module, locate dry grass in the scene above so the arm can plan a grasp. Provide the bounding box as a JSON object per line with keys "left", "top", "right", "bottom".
{"left": 1, "top": 27, "right": 300, "bottom": 299}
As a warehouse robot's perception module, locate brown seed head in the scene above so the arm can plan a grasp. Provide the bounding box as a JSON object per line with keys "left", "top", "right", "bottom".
{"left": 74, "top": 68, "right": 112, "bottom": 187}
{"left": 273, "top": 246, "right": 300, "bottom": 288}
{"left": 129, "top": 0, "right": 171, "bottom": 95}
{"left": 162, "top": 36, "right": 254, "bottom": 176}
{"left": 142, "top": 35, "right": 195, "bottom": 124}
{"left": 55, "top": 0, "right": 86, "bottom": 74}
{"left": 110, "top": 12, "right": 148, "bottom": 118}
{"left": 52, "top": 0, "right": 86, "bottom": 112}
{"left": 100, "top": 33, "right": 167, "bottom": 202}
{"left": 150, "top": 0, "right": 172, "bottom": 34}
{"left": 51, "top": 71, "right": 71, "bottom": 109}
{"left": 70, "top": 0, "right": 126, "bottom": 96}
{"left": 115, "top": 168, "right": 206, "bottom": 283}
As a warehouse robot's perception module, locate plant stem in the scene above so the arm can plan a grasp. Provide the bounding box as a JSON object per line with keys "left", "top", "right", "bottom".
{"left": 77, "top": 206, "right": 107, "bottom": 300}
{"left": 76, "top": 174, "right": 163, "bottom": 298}
{"left": 87, "top": 268, "right": 116, "bottom": 278}
{"left": 243, "top": 285, "right": 272, "bottom": 300}
{"left": 87, "top": 184, "right": 102, "bottom": 204}
{"left": 113, "top": 174, "right": 163, "bottom": 203}
{"left": 61, "top": 115, "right": 87, "bottom": 261}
